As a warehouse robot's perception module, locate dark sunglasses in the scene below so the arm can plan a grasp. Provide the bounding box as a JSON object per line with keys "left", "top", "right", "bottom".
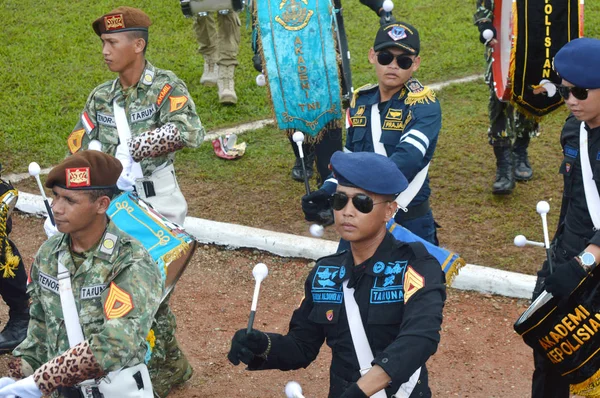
{"left": 556, "top": 84, "right": 589, "bottom": 101}
{"left": 330, "top": 192, "right": 390, "bottom": 214}
{"left": 376, "top": 52, "right": 414, "bottom": 70}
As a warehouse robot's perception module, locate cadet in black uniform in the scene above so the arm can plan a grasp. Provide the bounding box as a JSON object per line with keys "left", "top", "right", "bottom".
{"left": 0, "top": 166, "right": 29, "bottom": 353}
{"left": 530, "top": 38, "right": 600, "bottom": 398}
{"left": 228, "top": 151, "right": 446, "bottom": 398}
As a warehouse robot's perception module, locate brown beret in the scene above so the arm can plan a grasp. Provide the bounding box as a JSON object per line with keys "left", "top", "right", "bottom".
{"left": 92, "top": 6, "right": 152, "bottom": 36}
{"left": 45, "top": 151, "right": 123, "bottom": 190}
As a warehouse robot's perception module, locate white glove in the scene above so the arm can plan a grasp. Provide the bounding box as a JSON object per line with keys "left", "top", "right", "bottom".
{"left": 43, "top": 216, "right": 59, "bottom": 239}
{"left": 117, "top": 171, "right": 136, "bottom": 192}
{"left": 0, "top": 375, "right": 42, "bottom": 398}
{"left": 0, "top": 378, "right": 15, "bottom": 390}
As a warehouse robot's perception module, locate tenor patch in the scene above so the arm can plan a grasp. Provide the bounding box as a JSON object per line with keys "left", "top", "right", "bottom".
{"left": 38, "top": 272, "right": 59, "bottom": 295}
{"left": 97, "top": 113, "right": 116, "bottom": 127}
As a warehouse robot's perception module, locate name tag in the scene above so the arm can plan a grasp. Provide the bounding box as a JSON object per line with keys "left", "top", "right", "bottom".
{"left": 130, "top": 106, "right": 155, "bottom": 122}
{"left": 81, "top": 284, "right": 106, "bottom": 300}
{"left": 39, "top": 272, "right": 59, "bottom": 295}
{"left": 97, "top": 113, "right": 116, "bottom": 127}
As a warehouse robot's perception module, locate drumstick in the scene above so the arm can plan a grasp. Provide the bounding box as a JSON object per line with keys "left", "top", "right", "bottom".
{"left": 483, "top": 29, "right": 494, "bottom": 46}
{"left": 292, "top": 131, "right": 311, "bottom": 195}
{"left": 514, "top": 235, "right": 545, "bottom": 248}
{"left": 28, "top": 162, "right": 55, "bottom": 226}
{"left": 536, "top": 201, "right": 554, "bottom": 273}
{"left": 382, "top": 0, "right": 394, "bottom": 24}
{"left": 247, "top": 263, "right": 269, "bottom": 333}
{"left": 285, "top": 381, "right": 305, "bottom": 398}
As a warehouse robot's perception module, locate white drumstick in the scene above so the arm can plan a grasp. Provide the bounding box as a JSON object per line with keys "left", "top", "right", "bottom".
{"left": 536, "top": 200, "right": 554, "bottom": 273}
{"left": 29, "top": 162, "right": 55, "bottom": 226}
{"left": 382, "top": 0, "right": 393, "bottom": 12}
{"left": 256, "top": 74, "right": 266, "bottom": 87}
{"left": 247, "top": 263, "right": 269, "bottom": 333}
{"left": 292, "top": 131, "right": 305, "bottom": 159}
{"left": 483, "top": 29, "right": 494, "bottom": 43}
{"left": 309, "top": 223, "right": 324, "bottom": 238}
{"left": 285, "top": 381, "right": 305, "bottom": 398}
{"left": 514, "top": 234, "right": 545, "bottom": 248}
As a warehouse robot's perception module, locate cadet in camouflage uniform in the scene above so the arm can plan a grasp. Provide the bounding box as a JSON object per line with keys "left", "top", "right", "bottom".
{"left": 0, "top": 151, "right": 162, "bottom": 398}
{"left": 194, "top": 11, "right": 241, "bottom": 104}
{"left": 474, "top": 0, "right": 539, "bottom": 195}
{"left": 61, "top": 7, "right": 200, "bottom": 397}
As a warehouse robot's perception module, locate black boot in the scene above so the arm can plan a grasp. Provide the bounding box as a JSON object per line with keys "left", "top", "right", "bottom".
{"left": 291, "top": 153, "right": 314, "bottom": 182}
{"left": 513, "top": 136, "right": 533, "bottom": 181}
{"left": 0, "top": 307, "right": 29, "bottom": 353}
{"left": 492, "top": 146, "right": 515, "bottom": 195}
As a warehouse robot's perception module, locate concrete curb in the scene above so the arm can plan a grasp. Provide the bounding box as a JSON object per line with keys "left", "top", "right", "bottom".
{"left": 16, "top": 190, "right": 535, "bottom": 300}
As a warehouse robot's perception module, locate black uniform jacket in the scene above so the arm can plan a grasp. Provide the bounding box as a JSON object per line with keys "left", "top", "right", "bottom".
{"left": 249, "top": 232, "right": 446, "bottom": 397}
{"left": 557, "top": 115, "right": 600, "bottom": 259}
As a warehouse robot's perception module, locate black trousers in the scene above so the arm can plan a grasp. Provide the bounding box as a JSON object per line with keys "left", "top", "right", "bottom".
{"left": 0, "top": 239, "right": 29, "bottom": 311}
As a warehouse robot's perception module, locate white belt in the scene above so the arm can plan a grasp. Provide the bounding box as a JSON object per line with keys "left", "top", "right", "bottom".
{"left": 135, "top": 163, "right": 178, "bottom": 199}
{"left": 579, "top": 122, "right": 600, "bottom": 230}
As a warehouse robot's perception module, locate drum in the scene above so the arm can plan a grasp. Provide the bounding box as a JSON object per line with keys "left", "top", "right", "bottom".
{"left": 180, "top": 0, "right": 243, "bottom": 16}
{"left": 514, "top": 268, "right": 600, "bottom": 396}
{"left": 107, "top": 192, "right": 197, "bottom": 302}
{"left": 491, "top": 0, "right": 584, "bottom": 117}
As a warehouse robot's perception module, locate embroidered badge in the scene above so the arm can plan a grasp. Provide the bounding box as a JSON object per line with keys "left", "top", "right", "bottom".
{"left": 564, "top": 145, "right": 578, "bottom": 158}
{"left": 326, "top": 309, "right": 334, "bottom": 321}
{"left": 350, "top": 105, "right": 367, "bottom": 127}
{"left": 97, "top": 113, "right": 116, "bottom": 127}
{"left": 370, "top": 261, "right": 407, "bottom": 304}
{"left": 65, "top": 167, "right": 90, "bottom": 188}
{"left": 169, "top": 96, "right": 188, "bottom": 112}
{"left": 311, "top": 266, "right": 343, "bottom": 304}
{"left": 104, "top": 282, "right": 134, "bottom": 319}
{"left": 67, "top": 129, "right": 85, "bottom": 154}
{"left": 403, "top": 266, "right": 424, "bottom": 303}
{"left": 104, "top": 14, "right": 125, "bottom": 31}
{"left": 81, "top": 112, "right": 95, "bottom": 134}
{"left": 156, "top": 84, "right": 173, "bottom": 108}
{"left": 388, "top": 25, "right": 407, "bottom": 41}
{"left": 99, "top": 232, "right": 118, "bottom": 256}
{"left": 383, "top": 109, "right": 412, "bottom": 131}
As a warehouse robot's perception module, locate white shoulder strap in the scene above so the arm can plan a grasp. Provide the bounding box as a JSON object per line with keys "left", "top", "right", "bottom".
{"left": 579, "top": 122, "right": 600, "bottom": 230}
{"left": 370, "top": 104, "right": 388, "bottom": 157}
{"left": 57, "top": 251, "right": 85, "bottom": 347}
{"left": 342, "top": 280, "right": 421, "bottom": 398}
{"left": 113, "top": 100, "right": 144, "bottom": 179}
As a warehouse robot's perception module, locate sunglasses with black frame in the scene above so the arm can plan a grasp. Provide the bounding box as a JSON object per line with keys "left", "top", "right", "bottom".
{"left": 376, "top": 51, "right": 415, "bottom": 70}
{"left": 329, "top": 191, "right": 392, "bottom": 214}
{"left": 556, "top": 84, "right": 590, "bottom": 101}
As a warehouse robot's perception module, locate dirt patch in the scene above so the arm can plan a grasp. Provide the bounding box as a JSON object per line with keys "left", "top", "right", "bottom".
{"left": 0, "top": 214, "right": 537, "bottom": 397}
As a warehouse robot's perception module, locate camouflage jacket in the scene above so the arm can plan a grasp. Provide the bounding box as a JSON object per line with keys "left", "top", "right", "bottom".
{"left": 13, "top": 221, "right": 163, "bottom": 373}
{"left": 68, "top": 61, "right": 204, "bottom": 175}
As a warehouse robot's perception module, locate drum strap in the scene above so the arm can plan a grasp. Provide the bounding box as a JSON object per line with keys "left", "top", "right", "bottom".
{"left": 57, "top": 251, "right": 85, "bottom": 347}
{"left": 114, "top": 99, "right": 144, "bottom": 180}
{"left": 369, "top": 104, "right": 430, "bottom": 209}
{"left": 342, "top": 280, "right": 421, "bottom": 398}
{"left": 579, "top": 122, "right": 600, "bottom": 230}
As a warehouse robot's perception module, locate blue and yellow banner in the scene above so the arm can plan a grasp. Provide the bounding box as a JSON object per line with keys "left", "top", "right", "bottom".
{"left": 257, "top": 0, "right": 342, "bottom": 136}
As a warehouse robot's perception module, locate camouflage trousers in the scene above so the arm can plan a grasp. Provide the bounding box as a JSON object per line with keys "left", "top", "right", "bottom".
{"left": 148, "top": 296, "right": 193, "bottom": 398}
{"left": 193, "top": 11, "right": 241, "bottom": 67}
{"left": 484, "top": 53, "right": 539, "bottom": 147}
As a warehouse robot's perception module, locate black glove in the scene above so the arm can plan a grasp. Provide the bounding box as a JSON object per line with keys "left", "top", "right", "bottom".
{"left": 340, "top": 383, "right": 369, "bottom": 398}
{"left": 302, "top": 189, "right": 332, "bottom": 222}
{"left": 252, "top": 53, "right": 263, "bottom": 73}
{"left": 544, "top": 258, "right": 587, "bottom": 299}
{"left": 227, "top": 329, "right": 270, "bottom": 365}
{"left": 477, "top": 21, "right": 496, "bottom": 44}
{"left": 379, "top": 11, "right": 396, "bottom": 26}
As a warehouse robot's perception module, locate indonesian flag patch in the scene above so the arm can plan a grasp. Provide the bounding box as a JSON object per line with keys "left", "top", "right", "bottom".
{"left": 104, "top": 282, "right": 134, "bottom": 320}
{"left": 65, "top": 167, "right": 90, "bottom": 188}
{"left": 403, "top": 266, "right": 424, "bottom": 303}
{"left": 81, "top": 112, "right": 95, "bottom": 134}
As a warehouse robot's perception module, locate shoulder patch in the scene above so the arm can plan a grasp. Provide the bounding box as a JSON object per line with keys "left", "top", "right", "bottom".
{"left": 67, "top": 129, "right": 86, "bottom": 154}
{"left": 169, "top": 95, "right": 188, "bottom": 113}
{"left": 81, "top": 111, "right": 95, "bottom": 134}
{"left": 403, "top": 265, "right": 424, "bottom": 303}
{"left": 104, "top": 282, "right": 134, "bottom": 319}
{"left": 156, "top": 84, "right": 174, "bottom": 108}
{"left": 350, "top": 83, "right": 378, "bottom": 108}
{"left": 404, "top": 78, "right": 436, "bottom": 106}
{"left": 98, "top": 231, "right": 118, "bottom": 258}
{"left": 142, "top": 68, "right": 155, "bottom": 86}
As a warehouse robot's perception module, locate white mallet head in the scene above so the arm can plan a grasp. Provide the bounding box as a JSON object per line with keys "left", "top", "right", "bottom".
{"left": 252, "top": 263, "right": 269, "bottom": 283}
{"left": 88, "top": 140, "right": 102, "bottom": 152}
{"left": 285, "top": 381, "right": 303, "bottom": 398}
{"left": 310, "top": 223, "right": 324, "bottom": 238}
{"left": 292, "top": 131, "right": 305, "bottom": 144}
{"left": 536, "top": 201, "right": 550, "bottom": 215}
{"left": 256, "top": 74, "right": 266, "bottom": 87}
{"left": 28, "top": 162, "right": 41, "bottom": 177}
{"left": 539, "top": 79, "right": 557, "bottom": 97}
{"left": 514, "top": 235, "right": 527, "bottom": 247}
{"left": 483, "top": 29, "right": 494, "bottom": 42}
{"left": 382, "top": 0, "right": 394, "bottom": 12}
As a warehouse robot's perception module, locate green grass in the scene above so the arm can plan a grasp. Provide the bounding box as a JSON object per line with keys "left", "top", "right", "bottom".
{"left": 2, "top": 0, "right": 600, "bottom": 274}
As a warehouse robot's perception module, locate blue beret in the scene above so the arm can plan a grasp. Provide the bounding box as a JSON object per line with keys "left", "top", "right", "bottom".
{"left": 330, "top": 151, "right": 408, "bottom": 195}
{"left": 554, "top": 38, "right": 600, "bottom": 89}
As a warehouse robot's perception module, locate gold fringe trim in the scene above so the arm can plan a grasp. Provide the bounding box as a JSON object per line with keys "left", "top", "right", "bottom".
{"left": 444, "top": 256, "right": 466, "bottom": 286}
{"left": 350, "top": 84, "right": 377, "bottom": 109}
{"left": 162, "top": 241, "right": 190, "bottom": 265}
{"left": 405, "top": 87, "right": 436, "bottom": 107}
{"left": 0, "top": 189, "right": 19, "bottom": 279}
{"left": 570, "top": 369, "right": 600, "bottom": 397}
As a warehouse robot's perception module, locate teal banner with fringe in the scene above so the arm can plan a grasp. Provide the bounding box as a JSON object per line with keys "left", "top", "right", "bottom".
{"left": 257, "top": 0, "right": 342, "bottom": 137}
